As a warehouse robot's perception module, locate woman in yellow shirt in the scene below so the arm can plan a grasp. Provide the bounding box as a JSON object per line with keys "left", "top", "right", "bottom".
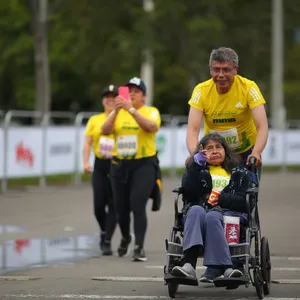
{"left": 102, "top": 77, "right": 161, "bottom": 262}
{"left": 83, "top": 85, "right": 118, "bottom": 256}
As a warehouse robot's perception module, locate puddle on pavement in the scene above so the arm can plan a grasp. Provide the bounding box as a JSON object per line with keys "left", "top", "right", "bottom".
{"left": 0, "top": 225, "right": 99, "bottom": 274}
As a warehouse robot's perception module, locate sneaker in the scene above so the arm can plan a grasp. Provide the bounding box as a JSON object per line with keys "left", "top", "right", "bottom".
{"left": 172, "top": 263, "right": 197, "bottom": 279}
{"left": 199, "top": 267, "right": 223, "bottom": 283}
{"left": 102, "top": 241, "right": 113, "bottom": 256}
{"left": 132, "top": 246, "right": 147, "bottom": 262}
{"left": 100, "top": 232, "right": 106, "bottom": 251}
{"left": 117, "top": 234, "right": 134, "bottom": 257}
{"left": 224, "top": 268, "right": 243, "bottom": 278}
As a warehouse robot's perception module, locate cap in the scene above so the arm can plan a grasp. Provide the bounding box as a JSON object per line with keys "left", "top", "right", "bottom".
{"left": 101, "top": 84, "right": 118, "bottom": 97}
{"left": 126, "top": 77, "right": 147, "bottom": 94}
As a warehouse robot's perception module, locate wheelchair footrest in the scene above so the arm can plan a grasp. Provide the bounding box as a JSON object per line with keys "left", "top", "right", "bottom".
{"left": 164, "top": 273, "right": 199, "bottom": 286}
{"left": 213, "top": 276, "right": 249, "bottom": 289}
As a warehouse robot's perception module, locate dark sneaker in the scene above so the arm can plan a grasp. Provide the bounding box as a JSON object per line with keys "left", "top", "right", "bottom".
{"left": 100, "top": 232, "right": 106, "bottom": 251}
{"left": 117, "top": 234, "right": 133, "bottom": 257}
{"left": 102, "top": 241, "right": 113, "bottom": 256}
{"left": 199, "top": 267, "right": 223, "bottom": 283}
{"left": 132, "top": 246, "right": 147, "bottom": 262}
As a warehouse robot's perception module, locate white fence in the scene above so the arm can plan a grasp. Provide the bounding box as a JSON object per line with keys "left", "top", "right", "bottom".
{"left": 1, "top": 110, "right": 300, "bottom": 192}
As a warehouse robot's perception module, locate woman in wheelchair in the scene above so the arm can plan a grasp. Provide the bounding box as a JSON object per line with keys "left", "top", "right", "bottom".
{"left": 171, "top": 133, "right": 252, "bottom": 283}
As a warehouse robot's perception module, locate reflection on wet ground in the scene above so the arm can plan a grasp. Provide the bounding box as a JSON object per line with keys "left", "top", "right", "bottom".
{"left": 0, "top": 225, "right": 99, "bottom": 274}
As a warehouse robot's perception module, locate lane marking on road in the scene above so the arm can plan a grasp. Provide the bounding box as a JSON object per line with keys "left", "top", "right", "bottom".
{"left": 145, "top": 265, "right": 300, "bottom": 271}
{"left": 4, "top": 296, "right": 300, "bottom": 300}
{"left": 272, "top": 279, "right": 300, "bottom": 284}
{"left": 271, "top": 256, "right": 300, "bottom": 261}
{"left": 0, "top": 276, "right": 42, "bottom": 281}
{"left": 92, "top": 276, "right": 163, "bottom": 282}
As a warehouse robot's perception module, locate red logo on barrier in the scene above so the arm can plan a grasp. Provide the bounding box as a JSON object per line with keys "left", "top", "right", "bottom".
{"left": 16, "top": 142, "right": 34, "bottom": 167}
{"left": 14, "top": 239, "right": 30, "bottom": 254}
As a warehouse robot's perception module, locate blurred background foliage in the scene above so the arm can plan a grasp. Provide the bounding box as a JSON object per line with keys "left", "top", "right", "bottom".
{"left": 0, "top": 0, "right": 300, "bottom": 119}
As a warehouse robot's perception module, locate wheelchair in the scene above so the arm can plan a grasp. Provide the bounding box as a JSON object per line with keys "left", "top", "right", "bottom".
{"left": 163, "top": 160, "right": 271, "bottom": 299}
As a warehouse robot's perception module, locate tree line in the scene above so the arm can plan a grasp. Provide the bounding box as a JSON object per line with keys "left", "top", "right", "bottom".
{"left": 0, "top": 0, "right": 300, "bottom": 120}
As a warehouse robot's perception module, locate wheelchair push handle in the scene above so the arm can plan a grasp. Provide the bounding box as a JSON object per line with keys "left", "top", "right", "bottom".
{"left": 248, "top": 156, "right": 257, "bottom": 172}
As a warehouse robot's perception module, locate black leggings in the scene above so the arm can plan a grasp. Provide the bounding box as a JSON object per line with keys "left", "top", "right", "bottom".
{"left": 92, "top": 158, "right": 116, "bottom": 241}
{"left": 110, "top": 157, "right": 156, "bottom": 248}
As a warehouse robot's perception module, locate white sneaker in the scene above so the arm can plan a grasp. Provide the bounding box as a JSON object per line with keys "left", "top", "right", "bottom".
{"left": 224, "top": 268, "right": 243, "bottom": 278}
{"left": 171, "top": 263, "right": 197, "bottom": 279}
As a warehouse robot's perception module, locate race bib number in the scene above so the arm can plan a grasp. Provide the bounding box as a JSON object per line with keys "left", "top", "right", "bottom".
{"left": 117, "top": 135, "right": 138, "bottom": 157}
{"left": 210, "top": 128, "right": 240, "bottom": 149}
{"left": 99, "top": 137, "right": 115, "bottom": 158}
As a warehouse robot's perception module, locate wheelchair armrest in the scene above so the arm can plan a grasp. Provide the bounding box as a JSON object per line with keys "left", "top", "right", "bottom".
{"left": 172, "top": 186, "right": 184, "bottom": 194}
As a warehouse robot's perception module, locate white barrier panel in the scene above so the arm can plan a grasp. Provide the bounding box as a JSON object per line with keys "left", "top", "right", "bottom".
{"left": 0, "top": 128, "right": 3, "bottom": 177}
{"left": 261, "top": 130, "right": 284, "bottom": 165}
{"left": 174, "top": 127, "right": 190, "bottom": 168}
{"left": 6, "top": 127, "right": 43, "bottom": 178}
{"left": 155, "top": 128, "right": 173, "bottom": 168}
{"left": 285, "top": 130, "right": 300, "bottom": 164}
{"left": 2, "top": 126, "right": 300, "bottom": 180}
{"left": 45, "top": 127, "right": 76, "bottom": 174}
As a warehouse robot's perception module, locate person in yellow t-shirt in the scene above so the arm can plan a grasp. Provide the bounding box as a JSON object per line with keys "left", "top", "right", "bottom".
{"left": 83, "top": 84, "right": 118, "bottom": 256}
{"left": 186, "top": 47, "right": 268, "bottom": 169}
{"left": 102, "top": 77, "right": 161, "bottom": 262}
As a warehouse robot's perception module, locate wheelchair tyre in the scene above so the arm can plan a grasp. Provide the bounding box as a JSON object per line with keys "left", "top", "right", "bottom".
{"left": 254, "top": 269, "right": 264, "bottom": 299}
{"left": 261, "top": 237, "right": 271, "bottom": 295}
{"left": 166, "top": 235, "right": 181, "bottom": 297}
{"left": 168, "top": 282, "right": 178, "bottom": 298}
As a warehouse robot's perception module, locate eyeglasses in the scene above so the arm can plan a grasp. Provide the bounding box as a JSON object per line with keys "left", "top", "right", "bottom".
{"left": 210, "top": 67, "right": 235, "bottom": 75}
{"left": 204, "top": 145, "right": 224, "bottom": 152}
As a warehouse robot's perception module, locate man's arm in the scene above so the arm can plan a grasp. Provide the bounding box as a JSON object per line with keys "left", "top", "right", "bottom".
{"left": 186, "top": 107, "right": 203, "bottom": 155}
{"left": 250, "top": 104, "right": 269, "bottom": 165}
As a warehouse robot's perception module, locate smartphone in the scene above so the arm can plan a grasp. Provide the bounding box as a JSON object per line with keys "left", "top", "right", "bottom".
{"left": 118, "top": 86, "right": 130, "bottom": 101}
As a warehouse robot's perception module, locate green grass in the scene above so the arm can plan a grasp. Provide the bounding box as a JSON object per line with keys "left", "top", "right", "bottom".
{"left": 1, "top": 166, "right": 300, "bottom": 190}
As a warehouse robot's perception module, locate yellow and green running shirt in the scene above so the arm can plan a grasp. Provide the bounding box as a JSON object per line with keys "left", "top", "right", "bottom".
{"left": 207, "top": 165, "right": 231, "bottom": 206}
{"left": 112, "top": 106, "right": 161, "bottom": 159}
{"left": 188, "top": 75, "right": 266, "bottom": 154}
{"left": 85, "top": 113, "right": 115, "bottom": 159}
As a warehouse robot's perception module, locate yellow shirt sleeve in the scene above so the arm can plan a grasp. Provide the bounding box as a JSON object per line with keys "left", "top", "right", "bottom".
{"left": 84, "top": 117, "right": 94, "bottom": 136}
{"left": 188, "top": 84, "right": 204, "bottom": 111}
{"left": 148, "top": 107, "right": 161, "bottom": 129}
{"left": 247, "top": 82, "right": 266, "bottom": 109}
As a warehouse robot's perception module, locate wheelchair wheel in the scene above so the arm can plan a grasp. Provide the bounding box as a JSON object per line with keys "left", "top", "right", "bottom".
{"left": 261, "top": 237, "right": 271, "bottom": 295}
{"left": 168, "top": 282, "right": 178, "bottom": 298}
{"left": 254, "top": 269, "right": 264, "bottom": 299}
{"left": 166, "top": 235, "right": 181, "bottom": 297}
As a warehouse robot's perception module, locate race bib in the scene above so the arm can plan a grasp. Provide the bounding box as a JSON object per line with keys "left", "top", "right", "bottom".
{"left": 99, "top": 137, "right": 115, "bottom": 158}
{"left": 207, "top": 174, "right": 230, "bottom": 206}
{"left": 210, "top": 128, "right": 240, "bottom": 149}
{"left": 117, "top": 135, "right": 138, "bottom": 157}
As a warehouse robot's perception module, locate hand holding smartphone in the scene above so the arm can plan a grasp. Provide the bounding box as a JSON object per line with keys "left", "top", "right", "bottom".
{"left": 118, "top": 86, "right": 130, "bottom": 101}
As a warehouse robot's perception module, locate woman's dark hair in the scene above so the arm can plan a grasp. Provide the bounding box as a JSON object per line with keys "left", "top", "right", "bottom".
{"left": 188, "top": 133, "right": 242, "bottom": 173}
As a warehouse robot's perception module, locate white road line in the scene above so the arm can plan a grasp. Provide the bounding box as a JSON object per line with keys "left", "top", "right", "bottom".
{"left": 271, "top": 256, "right": 300, "bottom": 261}
{"left": 272, "top": 279, "right": 300, "bottom": 284}
{"left": 4, "top": 296, "right": 300, "bottom": 300}
{"left": 145, "top": 265, "right": 300, "bottom": 271}
{"left": 92, "top": 276, "right": 163, "bottom": 282}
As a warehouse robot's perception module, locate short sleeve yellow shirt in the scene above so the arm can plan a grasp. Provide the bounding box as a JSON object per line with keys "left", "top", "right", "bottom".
{"left": 188, "top": 75, "right": 266, "bottom": 154}
{"left": 112, "top": 106, "right": 161, "bottom": 159}
{"left": 84, "top": 113, "right": 115, "bottom": 159}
